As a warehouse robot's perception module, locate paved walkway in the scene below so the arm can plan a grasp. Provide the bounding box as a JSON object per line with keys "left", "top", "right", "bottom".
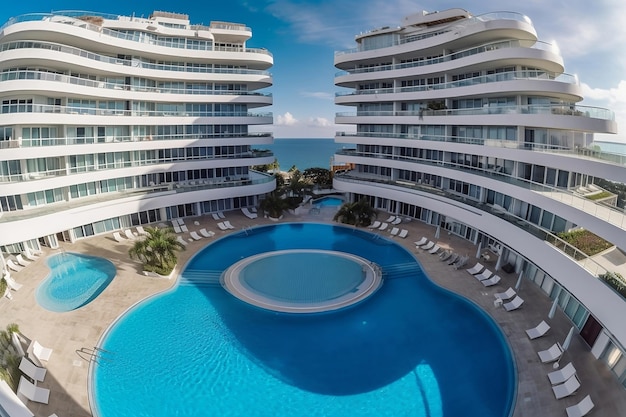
{"left": 1, "top": 205, "right": 625, "bottom": 416}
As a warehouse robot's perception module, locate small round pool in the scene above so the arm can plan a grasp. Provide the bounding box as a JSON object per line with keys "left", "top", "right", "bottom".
{"left": 313, "top": 196, "right": 344, "bottom": 207}
{"left": 221, "top": 249, "right": 383, "bottom": 313}
{"left": 36, "top": 253, "right": 116, "bottom": 312}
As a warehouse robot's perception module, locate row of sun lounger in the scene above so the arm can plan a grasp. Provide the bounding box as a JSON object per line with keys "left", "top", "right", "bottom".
{"left": 15, "top": 339, "right": 53, "bottom": 405}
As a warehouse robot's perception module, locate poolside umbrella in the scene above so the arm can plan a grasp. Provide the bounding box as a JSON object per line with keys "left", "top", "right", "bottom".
{"left": 562, "top": 326, "right": 576, "bottom": 351}
{"left": 515, "top": 270, "right": 524, "bottom": 290}
{"left": 435, "top": 225, "right": 441, "bottom": 239}
{"left": 475, "top": 241, "right": 482, "bottom": 258}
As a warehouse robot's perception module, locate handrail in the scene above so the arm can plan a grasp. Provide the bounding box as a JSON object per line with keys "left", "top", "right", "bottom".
{"left": 0, "top": 41, "right": 273, "bottom": 76}
{"left": 0, "top": 69, "right": 272, "bottom": 97}
{"left": 0, "top": 150, "right": 275, "bottom": 183}
{"left": 335, "top": 132, "right": 626, "bottom": 166}
{"left": 336, "top": 38, "right": 555, "bottom": 75}
{"left": 334, "top": 148, "right": 626, "bottom": 228}
{"left": 0, "top": 13, "right": 272, "bottom": 57}
{"left": 336, "top": 70, "right": 578, "bottom": 96}
{"left": 0, "top": 172, "right": 275, "bottom": 223}
{"left": 333, "top": 173, "right": 624, "bottom": 299}
{"left": 336, "top": 103, "right": 614, "bottom": 121}
{"left": 0, "top": 132, "right": 273, "bottom": 150}
{"left": 335, "top": 12, "right": 533, "bottom": 56}
{"left": 0, "top": 103, "right": 272, "bottom": 118}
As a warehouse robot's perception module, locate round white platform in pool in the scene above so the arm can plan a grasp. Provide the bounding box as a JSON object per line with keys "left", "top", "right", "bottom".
{"left": 221, "top": 249, "right": 383, "bottom": 313}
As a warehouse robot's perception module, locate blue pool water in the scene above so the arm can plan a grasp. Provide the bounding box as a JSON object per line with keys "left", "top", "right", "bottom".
{"left": 36, "top": 253, "right": 116, "bottom": 312}
{"left": 313, "top": 196, "right": 344, "bottom": 207}
{"left": 92, "top": 223, "right": 515, "bottom": 417}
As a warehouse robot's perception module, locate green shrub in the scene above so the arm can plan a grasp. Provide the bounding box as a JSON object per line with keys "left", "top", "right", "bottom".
{"left": 600, "top": 272, "right": 626, "bottom": 297}
{"left": 556, "top": 229, "right": 613, "bottom": 256}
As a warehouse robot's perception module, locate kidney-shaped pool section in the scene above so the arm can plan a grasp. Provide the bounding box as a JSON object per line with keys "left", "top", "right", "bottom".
{"left": 36, "top": 252, "right": 117, "bottom": 312}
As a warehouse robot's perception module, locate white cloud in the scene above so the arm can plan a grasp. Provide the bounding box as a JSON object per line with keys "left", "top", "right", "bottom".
{"left": 275, "top": 112, "right": 298, "bottom": 126}
{"left": 301, "top": 91, "right": 334, "bottom": 100}
{"left": 307, "top": 117, "right": 332, "bottom": 127}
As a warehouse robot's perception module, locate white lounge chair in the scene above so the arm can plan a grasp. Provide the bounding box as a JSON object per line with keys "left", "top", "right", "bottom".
{"left": 452, "top": 256, "right": 469, "bottom": 269}
{"left": 180, "top": 224, "right": 189, "bottom": 232}
{"left": 368, "top": 221, "right": 381, "bottom": 229}
{"left": 176, "top": 236, "right": 189, "bottom": 246}
{"left": 18, "top": 357, "right": 46, "bottom": 382}
{"left": 223, "top": 221, "right": 235, "bottom": 229}
{"left": 136, "top": 226, "right": 148, "bottom": 236}
{"left": 218, "top": 212, "right": 226, "bottom": 219}
{"left": 242, "top": 207, "right": 258, "bottom": 219}
{"left": 212, "top": 213, "right": 221, "bottom": 221}
{"left": 420, "top": 241, "right": 434, "bottom": 251}
{"left": 414, "top": 237, "right": 428, "bottom": 247}
{"left": 17, "top": 376, "right": 50, "bottom": 404}
{"left": 494, "top": 287, "right": 517, "bottom": 301}
{"left": 526, "top": 320, "right": 551, "bottom": 340}
{"left": 27, "top": 340, "right": 52, "bottom": 363}
{"left": 124, "top": 229, "right": 136, "bottom": 240}
{"left": 172, "top": 224, "right": 183, "bottom": 233}
{"left": 0, "top": 380, "right": 33, "bottom": 417}
{"left": 389, "top": 227, "right": 399, "bottom": 236}
{"left": 217, "top": 222, "right": 229, "bottom": 231}
{"left": 3, "top": 288, "right": 12, "bottom": 300}
{"left": 428, "top": 245, "right": 440, "bottom": 255}
{"left": 474, "top": 269, "right": 493, "bottom": 281}
{"left": 466, "top": 263, "right": 484, "bottom": 275}
{"left": 538, "top": 342, "right": 564, "bottom": 363}
{"left": 503, "top": 295, "right": 524, "bottom": 311}
{"left": 548, "top": 362, "right": 576, "bottom": 385}
{"left": 481, "top": 275, "right": 501, "bottom": 287}
{"left": 199, "top": 228, "right": 215, "bottom": 238}
{"left": 566, "top": 395, "right": 594, "bottom": 417}
{"left": 446, "top": 253, "right": 459, "bottom": 265}
{"left": 190, "top": 231, "right": 203, "bottom": 241}
{"left": 391, "top": 217, "right": 402, "bottom": 225}
{"left": 5, "top": 274, "right": 23, "bottom": 291}
{"left": 552, "top": 374, "right": 580, "bottom": 399}
{"left": 22, "top": 251, "right": 38, "bottom": 262}
{"left": 378, "top": 222, "right": 389, "bottom": 231}
{"left": 398, "top": 229, "right": 408, "bottom": 239}
{"left": 385, "top": 215, "right": 395, "bottom": 222}
{"left": 15, "top": 255, "right": 30, "bottom": 267}
{"left": 113, "top": 232, "right": 125, "bottom": 243}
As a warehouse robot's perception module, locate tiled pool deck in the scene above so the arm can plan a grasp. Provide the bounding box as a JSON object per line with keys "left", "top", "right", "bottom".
{"left": 1, "top": 206, "right": 625, "bottom": 416}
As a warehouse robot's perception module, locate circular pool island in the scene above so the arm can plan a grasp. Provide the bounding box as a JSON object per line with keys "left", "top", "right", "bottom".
{"left": 221, "top": 249, "right": 383, "bottom": 313}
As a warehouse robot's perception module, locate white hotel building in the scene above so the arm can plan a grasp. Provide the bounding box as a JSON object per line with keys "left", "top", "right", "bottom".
{"left": 333, "top": 8, "right": 626, "bottom": 386}
{"left": 0, "top": 11, "right": 274, "bottom": 253}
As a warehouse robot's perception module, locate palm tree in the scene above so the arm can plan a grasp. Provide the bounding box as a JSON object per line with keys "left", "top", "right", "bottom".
{"left": 334, "top": 198, "right": 376, "bottom": 227}
{"left": 259, "top": 192, "right": 289, "bottom": 219}
{"left": 129, "top": 227, "right": 185, "bottom": 275}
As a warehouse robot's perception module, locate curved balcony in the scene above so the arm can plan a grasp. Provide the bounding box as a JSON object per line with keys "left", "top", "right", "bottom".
{"left": 333, "top": 172, "right": 624, "bottom": 293}
{"left": 335, "top": 148, "right": 626, "bottom": 234}
{"left": 1, "top": 13, "right": 271, "bottom": 57}
{"left": 0, "top": 41, "right": 273, "bottom": 76}
{"left": 336, "top": 103, "right": 614, "bottom": 121}
{"left": 336, "top": 11, "right": 533, "bottom": 56}
{"left": 336, "top": 39, "right": 556, "bottom": 77}
{"left": 0, "top": 70, "right": 273, "bottom": 101}
{"left": 0, "top": 149, "right": 275, "bottom": 185}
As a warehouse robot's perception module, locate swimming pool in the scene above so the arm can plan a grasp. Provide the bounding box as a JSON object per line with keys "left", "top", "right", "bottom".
{"left": 91, "top": 223, "right": 515, "bottom": 417}
{"left": 36, "top": 253, "right": 116, "bottom": 312}
{"left": 313, "top": 196, "right": 344, "bottom": 207}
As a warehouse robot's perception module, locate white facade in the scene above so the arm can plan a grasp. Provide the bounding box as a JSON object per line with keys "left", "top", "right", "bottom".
{"left": 0, "top": 11, "right": 275, "bottom": 250}
{"left": 334, "top": 9, "right": 626, "bottom": 386}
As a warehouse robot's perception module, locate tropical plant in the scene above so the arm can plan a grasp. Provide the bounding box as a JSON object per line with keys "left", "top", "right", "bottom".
{"left": 285, "top": 169, "right": 312, "bottom": 200}
{"left": 0, "top": 278, "right": 6, "bottom": 298}
{"left": 0, "top": 323, "right": 21, "bottom": 390}
{"left": 259, "top": 192, "right": 289, "bottom": 218}
{"left": 555, "top": 229, "right": 613, "bottom": 257}
{"left": 333, "top": 198, "right": 376, "bottom": 227}
{"left": 600, "top": 272, "right": 626, "bottom": 297}
{"left": 128, "top": 227, "right": 185, "bottom": 275}
{"left": 303, "top": 167, "right": 332, "bottom": 188}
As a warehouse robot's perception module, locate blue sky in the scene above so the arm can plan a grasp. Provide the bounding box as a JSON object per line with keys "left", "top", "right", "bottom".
{"left": 2, "top": 0, "right": 625, "bottom": 140}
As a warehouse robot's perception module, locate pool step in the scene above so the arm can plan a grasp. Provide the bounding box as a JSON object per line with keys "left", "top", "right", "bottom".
{"left": 381, "top": 262, "right": 421, "bottom": 279}
{"left": 178, "top": 269, "right": 222, "bottom": 287}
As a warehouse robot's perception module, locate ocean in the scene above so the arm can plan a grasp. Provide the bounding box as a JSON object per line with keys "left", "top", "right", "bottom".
{"left": 261, "top": 138, "right": 350, "bottom": 171}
